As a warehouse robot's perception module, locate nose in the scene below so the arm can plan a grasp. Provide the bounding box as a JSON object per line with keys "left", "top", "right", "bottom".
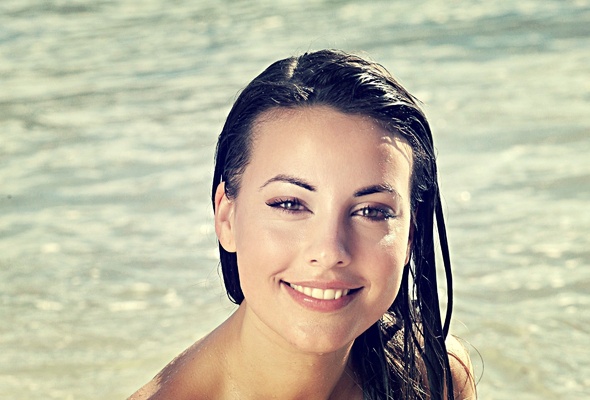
{"left": 306, "top": 215, "right": 352, "bottom": 269}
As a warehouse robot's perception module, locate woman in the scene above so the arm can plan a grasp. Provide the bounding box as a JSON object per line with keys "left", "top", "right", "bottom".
{"left": 130, "top": 49, "right": 476, "bottom": 399}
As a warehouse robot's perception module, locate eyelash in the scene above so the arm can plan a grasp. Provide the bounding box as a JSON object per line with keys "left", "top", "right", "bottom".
{"left": 265, "top": 198, "right": 306, "bottom": 213}
{"left": 354, "top": 206, "right": 396, "bottom": 221}
{"left": 266, "top": 199, "right": 395, "bottom": 221}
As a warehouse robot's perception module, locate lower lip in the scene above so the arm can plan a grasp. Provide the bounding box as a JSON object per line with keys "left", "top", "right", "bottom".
{"left": 282, "top": 282, "right": 358, "bottom": 312}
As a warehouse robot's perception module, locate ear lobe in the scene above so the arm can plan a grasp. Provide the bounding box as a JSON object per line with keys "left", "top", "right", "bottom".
{"left": 214, "top": 182, "right": 236, "bottom": 253}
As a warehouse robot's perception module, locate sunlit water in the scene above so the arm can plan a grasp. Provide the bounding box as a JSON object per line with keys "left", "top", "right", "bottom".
{"left": 1, "top": 1, "right": 589, "bottom": 399}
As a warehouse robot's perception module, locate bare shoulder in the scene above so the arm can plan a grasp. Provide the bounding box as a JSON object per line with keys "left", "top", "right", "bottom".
{"left": 446, "top": 335, "right": 477, "bottom": 400}
{"left": 127, "top": 337, "right": 220, "bottom": 400}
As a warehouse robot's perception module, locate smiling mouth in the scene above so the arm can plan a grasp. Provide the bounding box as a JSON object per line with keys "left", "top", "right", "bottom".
{"left": 285, "top": 282, "right": 359, "bottom": 300}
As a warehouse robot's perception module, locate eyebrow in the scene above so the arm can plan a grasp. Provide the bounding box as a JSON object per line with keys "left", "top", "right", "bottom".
{"left": 260, "top": 176, "right": 400, "bottom": 199}
{"left": 354, "top": 183, "right": 400, "bottom": 198}
{"left": 259, "top": 174, "right": 317, "bottom": 192}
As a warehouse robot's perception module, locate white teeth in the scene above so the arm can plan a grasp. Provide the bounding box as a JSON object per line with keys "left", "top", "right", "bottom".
{"left": 289, "top": 284, "right": 352, "bottom": 300}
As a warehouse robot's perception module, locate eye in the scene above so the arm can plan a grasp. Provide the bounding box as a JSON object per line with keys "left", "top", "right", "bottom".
{"left": 265, "top": 198, "right": 307, "bottom": 213}
{"left": 353, "top": 206, "right": 396, "bottom": 221}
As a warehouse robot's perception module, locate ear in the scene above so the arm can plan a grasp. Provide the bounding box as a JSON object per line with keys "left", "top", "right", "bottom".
{"left": 214, "top": 182, "right": 236, "bottom": 253}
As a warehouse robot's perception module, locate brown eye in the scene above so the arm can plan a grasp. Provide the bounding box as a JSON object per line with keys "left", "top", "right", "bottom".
{"left": 354, "top": 206, "right": 395, "bottom": 221}
{"left": 266, "top": 198, "right": 307, "bottom": 212}
{"left": 281, "top": 200, "right": 302, "bottom": 210}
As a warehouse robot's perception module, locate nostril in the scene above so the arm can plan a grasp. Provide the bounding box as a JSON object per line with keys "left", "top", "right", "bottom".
{"left": 308, "top": 253, "right": 351, "bottom": 268}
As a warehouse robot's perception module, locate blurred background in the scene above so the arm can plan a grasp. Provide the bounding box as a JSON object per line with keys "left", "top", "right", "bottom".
{"left": 1, "top": 0, "right": 589, "bottom": 398}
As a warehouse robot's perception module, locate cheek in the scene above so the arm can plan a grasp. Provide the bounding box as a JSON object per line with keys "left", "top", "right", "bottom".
{"left": 369, "top": 232, "right": 409, "bottom": 297}
{"left": 237, "top": 218, "right": 301, "bottom": 255}
{"left": 372, "top": 264, "right": 404, "bottom": 315}
{"left": 233, "top": 217, "right": 303, "bottom": 283}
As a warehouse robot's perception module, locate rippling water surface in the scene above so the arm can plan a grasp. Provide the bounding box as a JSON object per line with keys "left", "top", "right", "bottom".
{"left": 1, "top": 1, "right": 589, "bottom": 398}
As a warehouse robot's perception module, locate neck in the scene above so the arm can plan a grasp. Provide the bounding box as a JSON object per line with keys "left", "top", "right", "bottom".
{"left": 220, "top": 303, "right": 361, "bottom": 400}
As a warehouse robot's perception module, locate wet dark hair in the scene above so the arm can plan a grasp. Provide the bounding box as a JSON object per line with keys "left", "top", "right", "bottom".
{"left": 211, "top": 49, "right": 454, "bottom": 400}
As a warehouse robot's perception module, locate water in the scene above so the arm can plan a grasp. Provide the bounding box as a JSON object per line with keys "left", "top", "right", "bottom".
{"left": 1, "top": 0, "right": 589, "bottom": 398}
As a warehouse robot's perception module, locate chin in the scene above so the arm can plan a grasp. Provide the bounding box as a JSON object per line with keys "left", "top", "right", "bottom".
{"left": 284, "top": 326, "right": 360, "bottom": 356}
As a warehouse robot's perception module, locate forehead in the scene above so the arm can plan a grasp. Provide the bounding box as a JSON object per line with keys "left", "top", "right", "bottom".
{"left": 245, "top": 106, "right": 413, "bottom": 193}
{"left": 250, "top": 105, "right": 412, "bottom": 162}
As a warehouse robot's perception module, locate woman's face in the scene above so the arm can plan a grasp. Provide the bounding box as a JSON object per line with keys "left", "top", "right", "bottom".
{"left": 215, "top": 106, "right": 413, "bottom": 354}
